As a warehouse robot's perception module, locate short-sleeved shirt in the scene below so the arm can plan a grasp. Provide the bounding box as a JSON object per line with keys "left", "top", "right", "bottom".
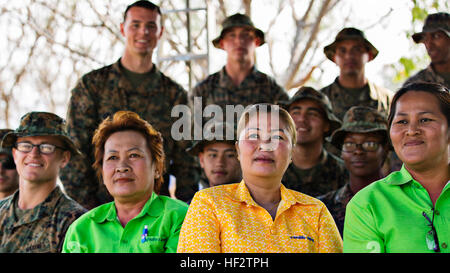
{"left": 403, "top": 64, "right": 450, "bottom": 89}
{"left": 62, "top": 193, "right": 188, "bottom": 253}
{"left": 282, "top": 149, "right": 348, "bottom": 197}
{"left": 343, "top": 165, "right": 450, "bottom": 253}
{"left": 177, "top": 180, "right": 343, "bottom": 253}
{"left": 317, "top": 183, "right": 354, "bottom": 237}
{"left": 60, "top": 59, "right": 199, "bottom": 208}
{"left": 190, "top": 66, "right": 288, "bottom": 117}
{"left": 319, "top": 77, "right": 393, "bottom": 120}
{"left": 0, "top": 187, "right": 86, "bottom": 253}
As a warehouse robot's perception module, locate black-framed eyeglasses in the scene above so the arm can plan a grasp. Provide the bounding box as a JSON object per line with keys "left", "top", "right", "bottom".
{"left": 15, "top": 142, "right": 66, "bottom": 155}
{"left": 0, "top": 157, "right": 16, "bottom": 170}
{"left": 342, "top": 141, "right": 381, "bottom": 152}
{"left": 422, "top": 211, "right": 440, "bottom": 252}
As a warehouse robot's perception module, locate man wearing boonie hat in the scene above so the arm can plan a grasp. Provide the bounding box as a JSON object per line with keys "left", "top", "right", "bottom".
{"left": 186, "top": 121, "right": 241, "bottom": 194}
{"left": 320, "top": 27, "right": 394, "bottom": 120}
{"left": 0, "top": 129, "right": 19, "bottom": 200}
{"left": 279, "top": 86, "right": 348, "bottom": 197}
{"left": 0, "top": 112, "right": 86, "bottom": 253}
{"left": 318, "top": 106, "right": 390, "bottom": 236}
{"left": 404, "top": 12, "right": 450, "bottom": 88}
{"left": 190, "top": 13, "right": 288, "bottom": 123}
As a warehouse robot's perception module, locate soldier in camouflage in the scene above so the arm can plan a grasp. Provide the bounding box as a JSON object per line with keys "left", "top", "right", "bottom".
{"left": 404, "top": 12, "right": 450, "bottom": 88}
{"left": 320, "top": 27, "right": 394, "bottom": 120}
{"left": 190, "top": 13, "right": 288, "bottom": 122}
{"left": 279, "top": 86, "right": 348, "bottom": 197}
{"left": 0, "top": 129, "right": 19, "bottom": 200}
{"left": 0, "top": 112, "right": 86, "bottom": 252}
{"left": 186, "top": 121, "right": 241, "bottom": 193}
{"left": 318, "top": 106, "right": 390, "bottom": 236}
{"left": 60, "top": 1, "right": 199, "bottom": 208}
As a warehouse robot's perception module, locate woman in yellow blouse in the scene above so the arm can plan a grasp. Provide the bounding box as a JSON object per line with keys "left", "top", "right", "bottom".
{"left": 177, "top": 104, "right": 343, "bottom": 253}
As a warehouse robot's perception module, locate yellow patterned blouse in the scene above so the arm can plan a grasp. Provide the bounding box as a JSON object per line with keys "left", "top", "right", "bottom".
{"left": 177, "top": 181, "right": 343, "bottom": 253}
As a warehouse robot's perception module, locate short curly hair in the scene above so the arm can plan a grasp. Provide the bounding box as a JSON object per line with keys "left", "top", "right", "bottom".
{"left": 92, "top": 111, "right": 165, "bottom": 193}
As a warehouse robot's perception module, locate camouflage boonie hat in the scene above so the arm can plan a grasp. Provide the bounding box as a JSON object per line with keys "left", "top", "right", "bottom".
{"left": 412, "top": 12, "right": 450, "bottom": 43}
{"left": 279, "top": 86, "right": 342, "bottom": 137}
{"left": 330, "top": 106, "right": 388, "bottom": 149}
{"left": 186, "top": 121, "right": 236, "bottom": 156}
{"left": 324, "top": 27, "right": 379, "bottom": 62}
{"left": 1, "top": 112, "right": 82, "bottom": 156}
{"left": 0, "top": 129, "right": 14, "bottom": 155}
{"left": 212, "top": 13, "right": 265, "bottom": 49}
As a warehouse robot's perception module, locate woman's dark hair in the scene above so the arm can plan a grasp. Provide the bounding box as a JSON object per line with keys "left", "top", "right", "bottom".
{"left": 387, "top": 82, "right": 450, "bottom": 131}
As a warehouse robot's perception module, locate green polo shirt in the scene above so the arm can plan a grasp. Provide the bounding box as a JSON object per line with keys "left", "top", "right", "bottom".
{"left": 343, "top": 165, "right": 450, "bottom": 253}
{"left": 62, "top": 193, "right": 188, "bottom": 253}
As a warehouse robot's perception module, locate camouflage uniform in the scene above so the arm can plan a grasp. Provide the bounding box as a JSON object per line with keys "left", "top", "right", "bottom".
{"left": 317, "top": 183, "right": 353, "bottom": 237}
{"left": 319, "top": 106, "right": 390, "bottom": 237}
{"left": 60, "top": 59, "right": 199, "bottom": 209}
{"left": 321, "top": 28, "right": 393, "bottom": 120}
{"left": 281, "top": 150, "right": 347, "bottom": 197}
{"left": 192, "top": 13, "right": 288, "bottom": 119}
{"left": 320, "top": 78, "right": 393, "bottom": 121}
{"left": 279, "top": 87, "right": 347, "bottom": 197}
{"left": 191, "top": 66, "right": 288, "bottom": 113}
{"left": 404, "top": 12, "right": 450, "bottom": 89}
{"left": 403, "top": 65, "right": 449, "bottom": 88}
{"left": 0, "top": 112, "right": 86, "bottom": 252}
{"left": 0, "top": 187, "right": 86, "bottom": 253}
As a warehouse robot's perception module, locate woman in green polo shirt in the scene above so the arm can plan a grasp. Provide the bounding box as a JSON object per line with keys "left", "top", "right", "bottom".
{"left": 343, "top": 82, "right": 449, "bottom": 253}
{"left": 62, "top": 111, "right": 188, "bottom": 253}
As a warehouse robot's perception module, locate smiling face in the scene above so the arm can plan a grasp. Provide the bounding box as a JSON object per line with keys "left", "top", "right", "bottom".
{"left": 198, "top": 142, "right": 242, "bottom": 187}
{"left": 12, "top": 136, "right": 70, "bottom": 185}
{"left": 236, "top": 112, "right": 293, "bottom": 181}
{"left": 389, "top": 91, "right": 449, "bottom": 170}
{"left": 288, "top": 99, "right": 330, "bottom": 146}
{"left": 422, "top": 31, "right": 450, "bottom": 65}
{"left": 120, "top": 6, "right": 163, "bottom": 57}
{"left": 102, "top": 130, "right": 157, "bottom": 203}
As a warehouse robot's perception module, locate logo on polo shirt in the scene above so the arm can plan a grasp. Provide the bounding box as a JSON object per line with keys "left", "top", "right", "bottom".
{"left": 289, "top": 235, "right": 314, "bottom": 242}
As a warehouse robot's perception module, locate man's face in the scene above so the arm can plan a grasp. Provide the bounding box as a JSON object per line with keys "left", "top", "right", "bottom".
{"left": 219, "top": 26, "right": 261, "bottom": 64}
{"left": 120, "top": 7, "right": 163, "bottom": 57}
{"left": 288, "top": 99, "right": 330, "bottom": 146}
{"left": 198, "top": 142, "right": 242, "bottom": 187}
{"left": 421, "top": 31, "right": 450, "bottom": 65}
{"left": 12, "top": 136, "right": 70, "bottom": 185}
{"left": 0, "top": 153, "right": 19, "bottom": 197}
{"left": 333, "top": 39, "right": 371, "bottom": 77}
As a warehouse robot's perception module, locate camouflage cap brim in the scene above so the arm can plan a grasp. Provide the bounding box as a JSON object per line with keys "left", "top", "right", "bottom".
{"left": 412, "top": 12, "right": 450, "bottom": 43}
{"left": 324, "top": 36, "right": 379, "bottom": 62}
{"left": 412, "top": 28, "right": 450, "bottom": 43}
{"left": 212, "top": 27, "right": 265, "bottom": 49}
{"left": 186, "top": 139, "right": 236, "bottom": 156}
{"left": 1, "top": 131, "right": 82, "bottom": 157}
{"left": 279, "top": 88, "right": 342, "bottom": 137}
{"left": 330, "top": 125, "right": 388, "bottom": 150}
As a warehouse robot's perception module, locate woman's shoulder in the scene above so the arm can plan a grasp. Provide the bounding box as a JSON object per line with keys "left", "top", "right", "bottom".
{"left": 155, "top": 194, "right": 189, "bottom": 214}
{"left": 195, "top": 183, "right": 240, "bottom": 198}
